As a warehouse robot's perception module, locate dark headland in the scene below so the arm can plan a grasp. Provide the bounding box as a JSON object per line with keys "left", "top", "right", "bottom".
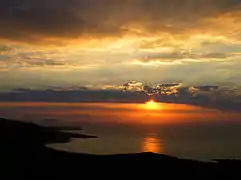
{"left": 1, "top": 118, "right": 241, "bottom": 179}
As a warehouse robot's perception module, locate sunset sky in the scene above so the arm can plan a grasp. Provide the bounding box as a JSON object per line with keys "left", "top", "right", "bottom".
{"left": 1, "top": 0, "right": 241, "bottom": 112}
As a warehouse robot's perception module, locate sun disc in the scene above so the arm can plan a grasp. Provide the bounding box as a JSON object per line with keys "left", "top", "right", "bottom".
{"left": 145, "top": 100, "right": 160, "bottom": 110}
{"left": 147, "top": 100, "right": 155, "bottom": 105}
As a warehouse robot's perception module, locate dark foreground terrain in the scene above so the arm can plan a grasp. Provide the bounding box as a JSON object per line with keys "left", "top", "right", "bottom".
{"left": 1, "top": 118, "right": 241, "bottom": 179}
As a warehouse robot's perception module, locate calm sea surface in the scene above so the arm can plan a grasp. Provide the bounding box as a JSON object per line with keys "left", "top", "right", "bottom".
{"left": 1, "top": 102, "right": 241, "bottom": 160}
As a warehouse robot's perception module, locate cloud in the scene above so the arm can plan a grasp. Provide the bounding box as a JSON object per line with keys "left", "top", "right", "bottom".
{"left": 200, "top": 53, "right": 229, "bottom": 59}
{"left": 122, "top": 81, "right": 143, "bottom": 92}
{"left": 143, "top": 83, "right": 182, "bottom": 96}
{"left": 0, "top": 87, "right": 147, "bottom": 103}
{"left": 0, "top": 0, "right": 126, "bottom": 43}
{"left": 1, "top": 1, "right": 241, "bottom": 91}
{"left": 132, "top": 51, "right": 233, "bottom": 66}
{"left": 121, "top": 81, "right": 241, "bottom": 111}
{"left": 0, "top": 44, "right": 80, "bottom": 69}
{"left": 122, "top": 81, "right": 182, "bottom": 96}
{"left": 0, "top": 0, "right": 241, "bottom": 43}
{"left": 0, "top": 82, "right": 240, "bottom": 112}
{"left": 190, "top": 85, "right": 219, "bottom": 92}
{"left": 0, "top": 44, "right": 14, "bottom": 53}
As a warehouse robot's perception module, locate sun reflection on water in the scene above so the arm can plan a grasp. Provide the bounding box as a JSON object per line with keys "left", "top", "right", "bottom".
{"left": 141, "top": 133, "right": 163, "bottom": 154}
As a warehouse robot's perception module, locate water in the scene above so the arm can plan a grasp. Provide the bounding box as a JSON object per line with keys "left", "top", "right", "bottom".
{"left": 47, "top": 123, "right": 241, "bottom": 161}
{"left": 0, "top": 102, "right": 241, "bottom": 160}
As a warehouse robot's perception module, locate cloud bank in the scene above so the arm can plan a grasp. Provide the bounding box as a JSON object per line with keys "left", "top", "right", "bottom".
{"left": 0, "top": 81, "right": 241, "bottom": 112}
{"left": 0, "top": 0, "right": 241, "bottom": 43}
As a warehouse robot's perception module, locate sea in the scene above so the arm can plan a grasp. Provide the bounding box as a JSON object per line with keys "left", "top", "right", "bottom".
{"left": 1, "top": 102, "right": 241, "bottom": 161}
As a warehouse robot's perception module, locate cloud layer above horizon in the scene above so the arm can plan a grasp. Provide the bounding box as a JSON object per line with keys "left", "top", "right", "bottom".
{"left": 0, "top": 81, "right": 241, "bottom": 113}
{"left": 1, "top": 0, "right": 241, "bottom": 92}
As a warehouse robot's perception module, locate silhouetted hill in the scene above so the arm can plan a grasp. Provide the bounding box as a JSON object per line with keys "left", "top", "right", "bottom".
{"left": 0, "top": 118, "right": 241, "bottom": 179}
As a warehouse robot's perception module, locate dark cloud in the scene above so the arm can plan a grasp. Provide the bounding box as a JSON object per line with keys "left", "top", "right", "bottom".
{"left": 201, "top": 53, "right": 229, "bottom": 59}
{"left": 191, "top": 85, "right": 219, "bottom": 92}
{"left": 121, "top": 82, "right": 240, "bottom": 111}
{"left": 0, "top": 0, "right": 127, "bottom": 42}
{"left": 0, "top": 0, "right": 240, "bottom": 43}
{"left": 1, "top": 82, "right": 239, "bottom": 112}
{"left": 1, "top": 88, "right": 147, "bottom": 103}
{"left": 159, "top": 83, "right": 181, "bottom": 88}
{"left": 0, "top": 84, "right": 239, "bottom": 112}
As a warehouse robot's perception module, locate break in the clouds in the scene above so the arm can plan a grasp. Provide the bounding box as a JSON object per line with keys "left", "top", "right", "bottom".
{"left": 1, "top": 0, "right": 241, "bottom": 91}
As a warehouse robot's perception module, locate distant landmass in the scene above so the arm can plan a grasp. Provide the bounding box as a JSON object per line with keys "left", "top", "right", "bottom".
{"left": 0, "top": 117, "right": 241, "bottom": 179}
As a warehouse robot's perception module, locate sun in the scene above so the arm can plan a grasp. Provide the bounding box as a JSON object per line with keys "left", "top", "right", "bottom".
{"left": 146, "top": 100, "right": 155, "bottom": 105}
{"left": 145, "top": 100, "right": 160, "bottom": 110}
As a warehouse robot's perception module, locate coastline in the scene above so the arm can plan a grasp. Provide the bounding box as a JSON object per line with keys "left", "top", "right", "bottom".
{"left": 1, "top": 117, "right": 241, "bottom": 179}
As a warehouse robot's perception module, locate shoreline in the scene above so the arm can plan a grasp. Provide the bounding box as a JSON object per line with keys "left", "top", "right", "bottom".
{"left": 1, "top": 117, "right": 241, "bottom": 179}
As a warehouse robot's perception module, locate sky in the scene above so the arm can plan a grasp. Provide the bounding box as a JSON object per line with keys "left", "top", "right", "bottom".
{"left": 1, "top": 0, "right": 241, "bottom": 111}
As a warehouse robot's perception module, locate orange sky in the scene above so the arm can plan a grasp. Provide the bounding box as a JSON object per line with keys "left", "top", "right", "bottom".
{"left": 0, "top": 102, "right": 240, "bottom": 125}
